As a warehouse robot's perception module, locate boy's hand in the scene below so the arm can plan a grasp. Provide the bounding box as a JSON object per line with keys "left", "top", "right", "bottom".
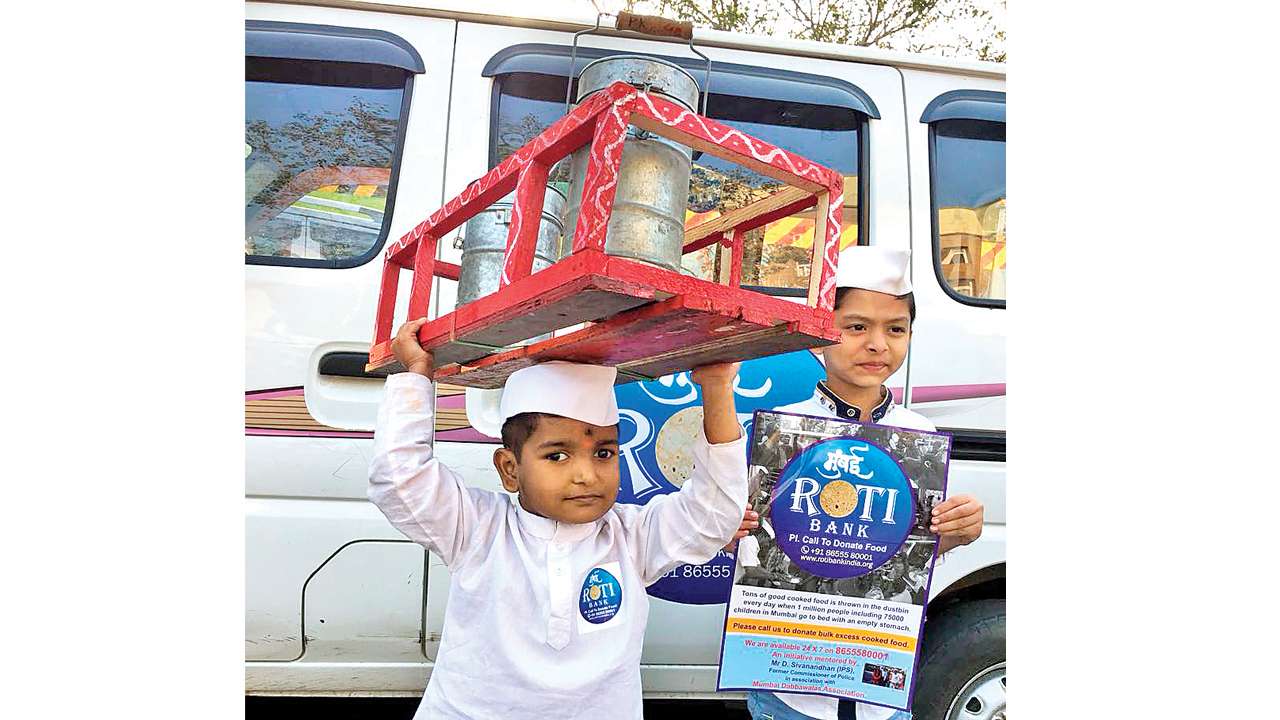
{"left": 690, "top": 361, "right": 740, "bottom": 388}
{"left": 391, "top": 318, "right": 433, "bottom": 376}
{"left": 723, "top": 506, "right": 759, "bottom": 552}
{"left": 691, "top": 362, "right": 741, "bottom": 444}
{"left": 932, "top": 493, "right": 984, "bottom": 554}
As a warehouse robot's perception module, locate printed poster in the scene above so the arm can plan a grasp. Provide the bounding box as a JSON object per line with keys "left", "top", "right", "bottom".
{"left": 717, "top": 410, "right": 952, "bottom": 711}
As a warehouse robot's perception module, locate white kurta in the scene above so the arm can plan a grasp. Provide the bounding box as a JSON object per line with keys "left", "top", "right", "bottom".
{"left": 368, "top": 373, "right": 748, "bottom": 719}
{"left": 766, "top": 385, "right": 935, "bottom": 720}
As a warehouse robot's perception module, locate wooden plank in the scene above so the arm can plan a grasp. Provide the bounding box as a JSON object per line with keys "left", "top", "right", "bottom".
{"left": 435, "top": 261, "right": 461, "bottom": 282}
{"left": 716, "top": 232, "right": 732, "bottom": 285}
{"left": 728, "top": 229, "right": 745, "bottom": 288}
{"left": 807, "top": 191, "right": 831, "bottom": 308}
{"left": 432, "top": 278, "right": 840, "bottom": 388}
{"left": 683, "top": 186, "right": 813, "bottom": 252}
{"left": 372, "top": 259, "right": 400, "bottom": 352}
{"left": 431, "top": 287, "right": 656, "bottom": 368}
{"left": 599, "top": 255, "right": 829, "bottom": 331}
{"left": 621, "top": 322, "right": 832, "bottom": 380}
{"left": 819, "top": 180, "right": 844, "bottom": 312}
{"left": 425, "top": 252, "right": 657, "bottom": 357}
{"left": 366, "top": 340, "right": 399, "bottom": 374}
{"left": 369, "top": 253, "right": 617, "bottom": 372}
{"left": 569, "top": 102, "right": 629, "bottom": 253}
{"left": 407, "top": 233, "right": 439, "bottom": 322}
{"left": 370, "top": 249, "right": 840, "bottom": 375}
{"left": 501, "top": 161, "right": 549, "bottom": 287}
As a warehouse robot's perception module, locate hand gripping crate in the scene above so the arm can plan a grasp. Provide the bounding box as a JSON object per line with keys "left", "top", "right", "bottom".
{"left": 366, "top": 80, "right": 844, "bottom": 387}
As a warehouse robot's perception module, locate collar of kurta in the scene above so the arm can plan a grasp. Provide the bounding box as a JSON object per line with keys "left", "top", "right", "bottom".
{"left": 813, "top": 381, "right": 893, "bottom": 423}
{"left": 512, "top": 496, "right": 601, "bottom": 542}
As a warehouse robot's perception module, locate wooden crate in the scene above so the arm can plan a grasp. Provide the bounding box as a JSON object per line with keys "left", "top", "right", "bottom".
{"left": 366, "top": 81, "right": 844, "bottom": 385}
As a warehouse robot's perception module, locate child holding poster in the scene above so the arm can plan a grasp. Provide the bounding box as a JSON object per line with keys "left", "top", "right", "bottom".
{"left": 739, "top": 246, "right": 985, "bottom": 720}
{"left": 368, "top": 320, "right": 748, "bottom": 719}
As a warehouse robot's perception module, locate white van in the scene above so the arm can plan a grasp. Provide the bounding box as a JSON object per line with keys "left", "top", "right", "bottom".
{"left": 245, "top": 2, "right": 1005, "bottom": 717}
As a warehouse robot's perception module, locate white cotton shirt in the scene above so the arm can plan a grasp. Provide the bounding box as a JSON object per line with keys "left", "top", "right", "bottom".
{"left": 368, "top": 373, "right": 748, "bottom": 720}
{"left": 764, "top": 387, "right": 936, "bottom": 720}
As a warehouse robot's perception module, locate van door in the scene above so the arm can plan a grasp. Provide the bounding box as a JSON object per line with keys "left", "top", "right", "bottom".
{"left": 431, "top": 21, "right": 908, "bottom": 695}
{"left": 900, "top": 70, "right": 1006, "bottom": 432}
{"left": 244, "top": 3, "right": 454, "bottom": 683}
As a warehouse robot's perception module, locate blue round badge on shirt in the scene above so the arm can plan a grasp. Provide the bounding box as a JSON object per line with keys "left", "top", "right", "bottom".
{"left": 579, "top": 567, "right": 623, "bottom": 624}
{"left": 771, "top": 437, "right": 915, "bottom": 579}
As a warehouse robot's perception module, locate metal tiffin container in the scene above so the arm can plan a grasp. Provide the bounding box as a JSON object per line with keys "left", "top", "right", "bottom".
{"left": 562, "top": 55, "right": 700, "bottom": 272}
{"left": 454, "top": 183, "right": 568, "bottom": 307}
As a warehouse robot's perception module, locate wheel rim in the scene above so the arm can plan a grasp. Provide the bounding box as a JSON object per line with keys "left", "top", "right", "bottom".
{"left": 945, "top": 661, "right": 1006, "bottom": 720}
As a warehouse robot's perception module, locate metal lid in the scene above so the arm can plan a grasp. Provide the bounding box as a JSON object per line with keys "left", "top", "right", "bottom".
{"left": 576, "top": 55, "right": 700, "bottom": 111}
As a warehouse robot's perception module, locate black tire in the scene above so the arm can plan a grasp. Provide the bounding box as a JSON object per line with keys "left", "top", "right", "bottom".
{"left": 910, "top": 598, "right": 1006, "bottom": 720}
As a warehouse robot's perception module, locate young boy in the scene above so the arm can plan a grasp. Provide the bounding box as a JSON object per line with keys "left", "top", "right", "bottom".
{"left": 744, "top": 245, "right": 986, "bottom": 720}
{"left": 368, "top": 320, "right": 748, "bottom": 719}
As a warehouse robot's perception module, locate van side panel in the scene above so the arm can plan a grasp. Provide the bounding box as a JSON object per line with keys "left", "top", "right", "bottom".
{"left": 245, "top": 0, "right": 456, "bottom": 676}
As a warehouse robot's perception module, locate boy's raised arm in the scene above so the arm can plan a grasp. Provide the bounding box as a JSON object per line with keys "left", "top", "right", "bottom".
{"left": 367, "top": 319, "right": 497, "bottom": 567}
{"left": 622, "top": 363, "right": 748, "bottom": 584}
{"left": 694, "top": 363, "right": 743, "bottom": 445}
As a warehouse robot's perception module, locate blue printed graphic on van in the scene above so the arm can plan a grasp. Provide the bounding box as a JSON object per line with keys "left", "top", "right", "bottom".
{"left": 614, "top": 351, "right": 825, "bottom": 604}
{"left": 580, "top": 567, "right": 623, "bottom": 624}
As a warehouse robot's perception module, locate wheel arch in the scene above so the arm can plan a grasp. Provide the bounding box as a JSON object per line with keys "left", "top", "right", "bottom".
{"left": 928, "top": 561, "right": 1005, "bottom": 614}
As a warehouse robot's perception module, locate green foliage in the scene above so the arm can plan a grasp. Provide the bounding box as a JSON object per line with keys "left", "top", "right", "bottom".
{"left": 624, "top": 0, "right": 1005, "bottom": 62}
{"left": 244, "top": 96, "right": 397, "bottom": 206}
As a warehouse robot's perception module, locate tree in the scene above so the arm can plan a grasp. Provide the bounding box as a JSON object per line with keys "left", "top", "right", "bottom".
{"left": 624, "top": 0, "right": 1005, "bottom": 62}
{"left": 245, "top": 96, "right": 398, "bottom": 207}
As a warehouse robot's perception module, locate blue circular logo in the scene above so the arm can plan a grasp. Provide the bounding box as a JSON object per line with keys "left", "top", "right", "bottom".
{"left": 770, "top": 437, "right": 914, "bottom": 579}
{"left": 579, "top": 567, "right": 623, "bottom": 624}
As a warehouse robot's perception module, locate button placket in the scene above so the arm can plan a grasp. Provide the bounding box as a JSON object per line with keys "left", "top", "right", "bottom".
{"left": 545, "top": 534, "right": 573, "bottom": 649}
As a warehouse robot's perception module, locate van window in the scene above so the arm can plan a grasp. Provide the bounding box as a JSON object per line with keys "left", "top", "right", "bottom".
{"left": 929, "top": 118, "right": 1006, "bottom": 304}
{"left": 245, "top": 58, "right": 411, "bottom": 266}
{"left": 490, "top": 71, "right": 863, "bottom": 294}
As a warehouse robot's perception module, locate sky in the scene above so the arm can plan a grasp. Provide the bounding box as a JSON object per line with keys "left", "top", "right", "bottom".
{"left": 405, "top": 0, "right": 1006, "bottom": 58}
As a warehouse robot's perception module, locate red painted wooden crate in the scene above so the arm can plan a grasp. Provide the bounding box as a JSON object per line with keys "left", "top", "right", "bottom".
{"left": 366, "top": 81, "right": 844, "bottom": 387}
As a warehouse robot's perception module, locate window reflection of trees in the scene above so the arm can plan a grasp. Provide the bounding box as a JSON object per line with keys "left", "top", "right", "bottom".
{"left": 245, "top": 88, "right": 401, "bottom": 260}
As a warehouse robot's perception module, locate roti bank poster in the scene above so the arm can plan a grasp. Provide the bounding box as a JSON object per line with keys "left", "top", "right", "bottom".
{"left": 716, "top": 410, "right": 952, "bottom": 711}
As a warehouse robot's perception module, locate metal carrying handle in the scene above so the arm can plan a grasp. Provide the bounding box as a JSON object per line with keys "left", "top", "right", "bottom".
{"left": 565, "top": 11, "right": 711, "bottom": 117}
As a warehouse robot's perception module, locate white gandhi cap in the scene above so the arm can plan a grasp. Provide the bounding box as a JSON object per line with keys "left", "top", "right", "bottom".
{"left": 465, "top": 361, "right": 620, "bottom": 439}
{"left": 835, "top": 245, "right": 912, "bottom": 295}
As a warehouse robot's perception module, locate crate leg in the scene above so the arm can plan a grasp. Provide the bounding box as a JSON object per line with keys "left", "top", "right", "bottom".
{"left": 408, "top": 233, "right": 440, "bottom": 322}
{"left": 501, "top": 161, "right": 549, "bottom": 287}
{"left": 728, "top": 229, "right": 744, "bottom": 288}
{"left": 807, "top": 191, "right": 831, "bottom": 309}
{"left": 368, "top": 254, "right": 401, "bottom": 366}
{"left": 816, "top": 182, "right": 843, "bottom": 312}
{"left": 570, "top": 103, "right": 630, "bottom": 253}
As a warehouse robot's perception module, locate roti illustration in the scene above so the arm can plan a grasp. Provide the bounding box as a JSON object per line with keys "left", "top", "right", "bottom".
{"left": 589, "top": 585, "right": 602, "bottom": 600}
{"left": 655, "top": 406, "right": 703, "bottom": 488}
{"left": 819, "top": 479, "right": 858, "bottom": 518}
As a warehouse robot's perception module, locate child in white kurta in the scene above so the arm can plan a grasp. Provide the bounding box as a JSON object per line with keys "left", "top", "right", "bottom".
{"left": 369, "top": 347, "right": 747, "bottom": 719}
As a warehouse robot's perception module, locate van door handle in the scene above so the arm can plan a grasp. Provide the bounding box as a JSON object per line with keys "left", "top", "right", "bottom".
{"left": 318, "top": 351, "right": 380, "bottom": 379}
